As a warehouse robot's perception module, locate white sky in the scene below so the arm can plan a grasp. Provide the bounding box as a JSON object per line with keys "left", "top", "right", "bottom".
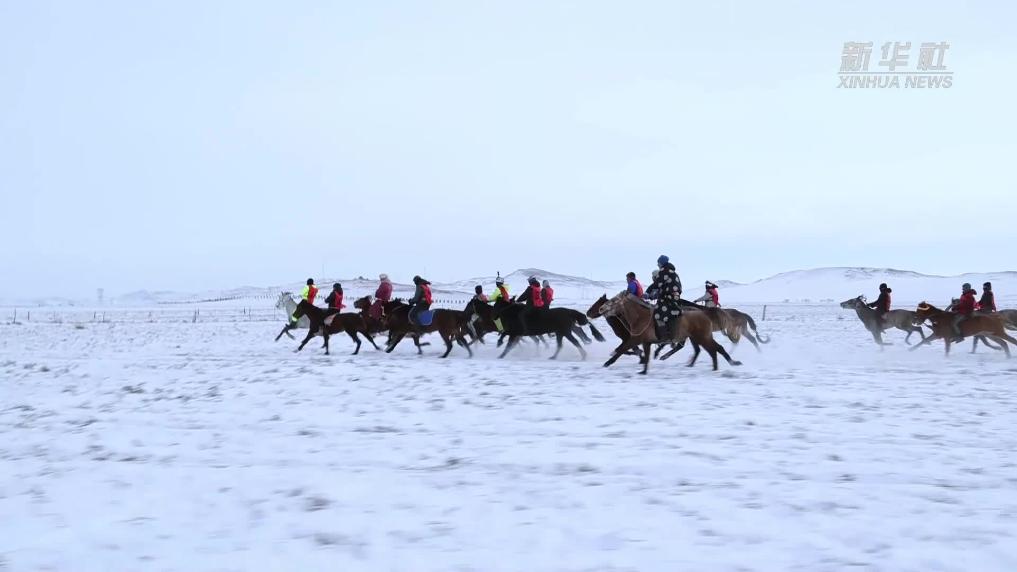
{"left": 1, "top": 1, "right": 1014, "bottom": 297}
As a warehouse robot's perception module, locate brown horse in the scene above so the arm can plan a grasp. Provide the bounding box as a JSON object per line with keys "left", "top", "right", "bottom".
{"left": 655, "top": 302, "right": 770, "bottom": 359}
{"left": 587, "top": 293, "right": 741, "bottom": 374}
{"left": 909, "top": 302, "right": 1017, "bottom": 357}
{"left": 284, "top": 300, "right": 381, "bottom": 355}
{"left": 383, "top": 299, "right": 473, "bottom": 358}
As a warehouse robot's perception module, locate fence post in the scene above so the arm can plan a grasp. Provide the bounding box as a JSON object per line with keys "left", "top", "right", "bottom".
{"left": 12, "top": 309, "right": 15, "bottom": 324}
{"left": 193, "top": 309, "right": 199, "bottom": 323}
{"left": 762, "top": 305, "right": 767, "bottom": 321}
{"left": 27, "top": 311, "right": 30, "bottom": 322}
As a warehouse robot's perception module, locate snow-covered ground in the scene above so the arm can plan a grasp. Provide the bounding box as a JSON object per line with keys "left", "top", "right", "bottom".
{"left": 2, "top": 303, "right": 1017, "bottom": 571}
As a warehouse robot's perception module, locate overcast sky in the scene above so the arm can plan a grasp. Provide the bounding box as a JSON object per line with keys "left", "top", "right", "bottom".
{"left": 2, "top": 1, "right": 1014, "bottom": 297}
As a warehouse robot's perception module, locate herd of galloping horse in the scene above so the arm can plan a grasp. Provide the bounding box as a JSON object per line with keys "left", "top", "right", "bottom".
{"left": 273, "top": 290, "right": 770, "bottom": 374}
{"left": 839, "top": 295, "right": 1017, "bottom": 355}
{"left": 273, "top": 290, "right": 1017, "bottom": 374}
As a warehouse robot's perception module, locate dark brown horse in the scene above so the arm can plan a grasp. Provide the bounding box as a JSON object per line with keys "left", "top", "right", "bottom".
{"left": 383, "top": 299, "right": 473, "bottom": 358}
{"left": 909, "top": 302, "right": 1017, "bottom": 356}
{"left": 283, "top": 300, "right": 380, "bottom": 355}
{"left": 471, "top": 299, "right": 604, "bottom": 359}
{"left": 587, "top": 293, "right": 740, "bottom": 374}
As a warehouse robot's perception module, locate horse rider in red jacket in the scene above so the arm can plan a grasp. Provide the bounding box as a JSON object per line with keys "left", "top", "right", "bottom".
{"left": 951, "top": 282, "right": 977, "bottom": 341}
{"left": 978, "top": 282, "right": 996, "bottom": 313}
{"left": 325, "top": 283, "right": 344, "bottom": 311}
{"left": 541, "top": 280, "right": 554, "bottom": 308}
{"left": 370, "top": 274, "right": 392, "bottom": 320}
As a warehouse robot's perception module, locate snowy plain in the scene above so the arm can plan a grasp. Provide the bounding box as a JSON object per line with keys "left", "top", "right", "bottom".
{"left": 2, "top": 301, "right": 1017, "bottom": 572}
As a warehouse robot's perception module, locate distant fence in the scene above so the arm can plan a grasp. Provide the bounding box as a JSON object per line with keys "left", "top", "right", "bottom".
{"left": 0, "top": 298, "right": 479, "bottom": 325}
{"left": 2, "top": 307, "right": 281, "bottom": 325}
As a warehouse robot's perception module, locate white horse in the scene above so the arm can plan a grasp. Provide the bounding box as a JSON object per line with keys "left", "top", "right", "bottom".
{"left": 275, "top": 292, "right": 309, "bottom": 340}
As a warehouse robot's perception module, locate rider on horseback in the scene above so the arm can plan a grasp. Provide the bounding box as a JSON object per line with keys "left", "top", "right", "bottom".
{"left": 325, "top": 283, "right": 344, "bottom": 310}
{"left": 649, "top": 255, "right": 682, "bottom": 340}
{"left": 489, "top": 275, "right": 510, "bottom": 304}
{"left": 867, "top": 283, "right": 891, "bottom": 329}
{"left": 694, "top": 281, "right": 720, "bottom": 308}
{"left": 473, "top": 285, "right": 489, "bottom": 303}
{"left": 291, "top": 278, "right": 318, "bottom": 325}
{"left": 523, "top": 277, "right": 546, "bottom": 308}
{"left": 541, "top": 280, "right": 554, "bottom": 308}
{"left": 370, "top": 274, "right": 392, "bottom": 320}
{"left": 626, "top": 272, "right": 643, "bottom": 297}
{"left": 978, "top": 282, "right": 996, "bottom": 313}
{"left": 951, "top": 283, "right": 977, "bottom": 341}
{"left": 407, "top": 276, "right": 433, "bottom": 326}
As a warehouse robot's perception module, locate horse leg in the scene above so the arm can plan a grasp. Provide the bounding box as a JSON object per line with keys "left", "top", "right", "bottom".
{"left": 573, "top": 326, "right": 592, "bottom": 344}
{"left": 456, "top": 333, "right": 474, "bottom": 358}
{"left": 605, "top": 339, "right": 637, "bottom": 367}
{"left": 564, "top": 331, "right": 586, "bottom": 360}
{"left": 274, "top": 324, "right": 292, "bottom": 342}
{"left": 686, "top": 340, "right": 702, "bottom": 367}
{"left": 385, "top": 332, "right": 406, "bottom": 353}
{"left": 440, "top": 331, "right": 454, "bottom": 358}
{"left": 639, "top": 342, "right": 652, "bottom": 374}
{"left": 714, "top": 341, "right": 742, "bottom": 367}
{"left": 971, "top": 336, "right": 980, "bottom": 354}
{"left": 743, "top": 330, "right": 761, "bottom": 352}
{"left": 659, "top": 344, "right": 682, "bottom": 361}
{"left": 653, "top": 344, "right": 666, "bottom": 359}
{"left": 499, "top": 336, "right": 520, "bottom": 359}
{"left": 549, "top": 334, "right": 564, "bottom": 360}
{"left": 908, "top": 333, "right": 940, "bottom": 351}
{"left": 296, "top": 329, "right": 316, "bottom": 352}
{"left": 363, "top": 332, "right": 380, "bottom": 351}
{"left": 944, "top": 338, "right": 952, "bottom": 356}
{"left": 706, "top": 343, "right": 720, "bottom": 371}
{"left": 347, "top": 329, "right": 362, "bottom": 355}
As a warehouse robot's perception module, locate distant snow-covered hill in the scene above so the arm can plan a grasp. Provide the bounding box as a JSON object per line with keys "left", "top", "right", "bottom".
{"left": 717, "top": 267, "right": 1017, "bottom": 305}
{"left": 4, "top": 267, "right": 1014, "bottom": 308}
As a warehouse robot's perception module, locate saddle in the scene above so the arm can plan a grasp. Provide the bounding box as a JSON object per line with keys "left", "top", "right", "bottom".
{"left": 410, "top": 309, "right": 434, "bottom": 327}
{"left": 323, "top": 310, "right": 342, "bottom": 327}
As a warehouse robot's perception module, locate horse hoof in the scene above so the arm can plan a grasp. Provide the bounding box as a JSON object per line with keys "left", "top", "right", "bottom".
{"left": 732, "top": 361, "right": 742, "bottom": 366}
{"left": 639, "top": 370, "right": 648, "bottom": 375}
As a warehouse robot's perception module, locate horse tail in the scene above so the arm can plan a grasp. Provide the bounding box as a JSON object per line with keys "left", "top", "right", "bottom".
{"left": 745, "top": 313, "right": 771, "bottom": 343}
{"left": 588, "top": 322, "right": 605, "bottom": 342}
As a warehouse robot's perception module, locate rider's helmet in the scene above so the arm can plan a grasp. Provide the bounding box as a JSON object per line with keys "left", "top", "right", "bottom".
{"left": 657, "top": 255, "right": 669, "bottom": 268}
{"left": 306, "top": 278, "right": 314, "bottom": 285}
{"left": 495, "top": 276, "right": 505, "bottom": 285}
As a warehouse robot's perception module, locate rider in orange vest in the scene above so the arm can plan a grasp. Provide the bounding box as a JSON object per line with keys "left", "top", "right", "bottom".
{"left": 325, "top": 283, "right": 344, "bottom": 310}
{"left": 524, "top": 277, "right": 545, "bottom": 308}
{"left": 541, "top": 280, "right": 554, "bottom": 308}
{"left": 626, "top": 272, "right": 644, "bottom": 297}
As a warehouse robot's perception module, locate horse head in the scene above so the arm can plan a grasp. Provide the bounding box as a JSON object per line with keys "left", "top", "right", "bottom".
{"left": 839, "top": 295, "right": 865, "bottom": 309}
{"left": 913, "top": 302, "right": 940, "bottom": 324}
{"left": 586, "top": 294, "right": 609, "bottom": 318}
{"left": 275, "top": 292, "right": 295, "bottom": 310}
{"left": 353, "top": 295, "right": 372, "bottom": 312}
